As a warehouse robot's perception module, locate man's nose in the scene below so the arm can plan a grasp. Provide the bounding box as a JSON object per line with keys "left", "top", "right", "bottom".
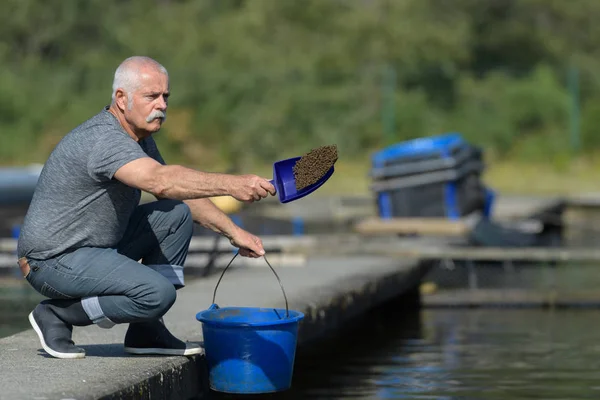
{"left": 157, "top": 96, "right": 167, "bottom": 110}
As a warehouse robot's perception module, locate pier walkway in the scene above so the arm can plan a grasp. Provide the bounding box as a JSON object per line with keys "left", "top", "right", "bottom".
{"left": 0, "top": 255, "right": 430, "bottom": 400}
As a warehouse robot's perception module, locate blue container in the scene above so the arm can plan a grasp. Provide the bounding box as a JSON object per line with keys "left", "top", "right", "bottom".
{"left": 370, "top": 133, "right": 492, "bottom": 219}
{"left": 196, "top": 305, "right": 304, "bottom": 394}
{"left": 195, "top": 252, "right": 304, "bottom": 394}
{"left": 371, "top": 132, "right": 465, "bottom": 168}
{"left": 11, "top": 224, "right": 21, "bottom": 240}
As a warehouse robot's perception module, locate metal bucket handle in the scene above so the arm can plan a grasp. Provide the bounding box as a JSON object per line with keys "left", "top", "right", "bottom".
{"left": 212, "top": 251, "right": 290, "bottom": 318}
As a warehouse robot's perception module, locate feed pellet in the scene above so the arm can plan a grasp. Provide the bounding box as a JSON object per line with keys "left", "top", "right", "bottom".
{"left": 293, "top": 145, "right": 338, "bottom": 190}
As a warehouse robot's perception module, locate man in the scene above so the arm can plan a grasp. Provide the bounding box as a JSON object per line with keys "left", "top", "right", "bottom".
{"left": 17, "top": 56, "right": 276, "bottom": 359}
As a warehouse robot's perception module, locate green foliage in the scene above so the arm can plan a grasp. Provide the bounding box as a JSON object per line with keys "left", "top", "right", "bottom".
{"left": 0, "top": 0, "right": 599, "bottom": 167}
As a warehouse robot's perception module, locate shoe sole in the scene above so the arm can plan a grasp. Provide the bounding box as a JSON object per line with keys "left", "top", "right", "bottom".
{"left": 124, "top": 346, "right": 203, "bottom": 356}
{"left": 28, "top": 312, "right": 85, "bottom": 359}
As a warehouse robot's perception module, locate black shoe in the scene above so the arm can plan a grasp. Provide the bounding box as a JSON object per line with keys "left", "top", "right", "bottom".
{"left": 29, "top": 300, "right": 89, "bottom": 359}
{"left": 124, "top": 319, "right": 202, "bottom": 356}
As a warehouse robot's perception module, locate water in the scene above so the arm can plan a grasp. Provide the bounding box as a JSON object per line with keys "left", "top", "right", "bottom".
{"left": 279, "top": 303, "right": 600, "bottom": 400}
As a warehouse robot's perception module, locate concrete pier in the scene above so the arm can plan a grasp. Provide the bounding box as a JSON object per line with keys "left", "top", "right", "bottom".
{"left": 0, "top": 193, "right": 586, "bottom": 398}
{"left": 0, "top": 255, "right": 431, "bottom": 400}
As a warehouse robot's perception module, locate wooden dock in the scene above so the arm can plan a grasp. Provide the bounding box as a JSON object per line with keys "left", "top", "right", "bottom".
{"left": 362, "top": 244, "right": 600, "bottom": 263}
{"left": 423, "top": 288, "right": 600, "bottom": 308}
{"left": 4, "top": 235, "right": 600, "bottom": 268}
{"left": 0, "top": 235, "right": 314, "bottom": 273}
{"left": 3, "top": 194, "right": 600, "bottom": 270}
{"left": 0, "top": 234, "right": 319, "bottom": 255}
{"left": 353, "top": 194, "right": 566, "bottom": 238}
{"left": 349, "top": 194, "right": 600, "bottom": 264}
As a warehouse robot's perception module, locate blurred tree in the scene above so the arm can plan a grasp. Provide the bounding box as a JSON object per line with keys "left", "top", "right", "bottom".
{"left": 0, "top": 0, "right": 599, "bottom": 166}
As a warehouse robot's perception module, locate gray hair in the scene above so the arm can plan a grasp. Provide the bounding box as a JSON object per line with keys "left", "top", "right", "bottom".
{"left": 111, "top": 56, "right": 169, "bottom": 109}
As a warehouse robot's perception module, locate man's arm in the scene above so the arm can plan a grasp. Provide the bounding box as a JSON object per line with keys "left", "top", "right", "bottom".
{"left": 184, "top": 198, "right": 266, "bottom": 257}
{"left": 184, "top": 198, "right": 238, "bottom": 239}
{"left": 113, "top": 157, "right": 275, "bottom": 203}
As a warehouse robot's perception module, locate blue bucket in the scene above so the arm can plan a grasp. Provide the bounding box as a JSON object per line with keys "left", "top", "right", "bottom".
{"left": 195, "top": 253, "right": 304, "bottom": 394}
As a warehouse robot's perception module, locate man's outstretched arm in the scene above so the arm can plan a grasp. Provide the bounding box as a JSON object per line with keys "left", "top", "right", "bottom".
{"left": 113, "top": 157, "right": 273, "bottom": 257}
{"left": 113, "top": 157, "right": 275, "bottom": 203}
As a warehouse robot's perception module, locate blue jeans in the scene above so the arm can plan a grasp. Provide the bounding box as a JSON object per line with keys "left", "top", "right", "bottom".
{"left": 24, "top": 199, "right": 193, "bottom": 328}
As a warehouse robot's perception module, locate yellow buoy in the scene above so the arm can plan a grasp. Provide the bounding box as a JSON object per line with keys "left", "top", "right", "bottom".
{"left": 420, "top": 282, "right": 438, "bottom": 295}
{"left": 210, "top": 196, "right": 243, "bottom": 215}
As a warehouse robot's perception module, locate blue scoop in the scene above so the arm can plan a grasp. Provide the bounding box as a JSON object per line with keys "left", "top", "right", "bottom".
{"left": 269, "top": 156, "right": 335, "bottom": 203}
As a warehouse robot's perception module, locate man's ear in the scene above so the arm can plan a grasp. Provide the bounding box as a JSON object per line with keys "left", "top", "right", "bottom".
{"left": 114, "top": 89, "right": 128, "bottom": 111}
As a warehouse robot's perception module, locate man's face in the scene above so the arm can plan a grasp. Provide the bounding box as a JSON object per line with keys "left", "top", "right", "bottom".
{"left": 122, "top": 67, "right": 169, "bottom": 138}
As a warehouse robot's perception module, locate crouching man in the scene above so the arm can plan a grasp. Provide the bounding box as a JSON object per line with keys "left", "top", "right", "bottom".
{"left": 17, "top": 56, "right": 275, "bottom": 359}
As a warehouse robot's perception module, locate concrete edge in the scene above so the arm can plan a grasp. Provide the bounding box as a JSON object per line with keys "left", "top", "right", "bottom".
{"left": 97, "top": 357, "right": 208, "bottom": 400}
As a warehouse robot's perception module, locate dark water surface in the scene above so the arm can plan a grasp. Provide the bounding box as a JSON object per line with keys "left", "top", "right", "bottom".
{"left": 288, "top": 308, "right": 600, "bottom": 399}
{"left": 217, "top": 298, "right": 600, "bottom": 400}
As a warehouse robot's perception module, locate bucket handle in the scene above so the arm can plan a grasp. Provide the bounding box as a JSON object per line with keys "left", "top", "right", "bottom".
{"left": 212, "top": 251, "right": 289, "bottom": 318}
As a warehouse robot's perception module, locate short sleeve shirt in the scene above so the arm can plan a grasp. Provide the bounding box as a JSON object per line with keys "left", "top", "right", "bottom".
{"left": 17, "top": 107, "right": 165, "bottom": 260}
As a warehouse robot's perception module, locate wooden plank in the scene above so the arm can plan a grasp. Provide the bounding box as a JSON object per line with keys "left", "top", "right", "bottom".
{"left": 369, "top": 245, "right": 600, "bottom": 262}
{"left": 566, "top": 195, "right": 600, "bottom": 209}
{"left": 354, "top": 216, "right": 472, "bottom": 236}
{"left": 492, "top": 196, "right": 565, "bottom": 220}
{"left": 185, "top": 235, "right": 317, "bottom": 253}
{"left": 0, "top": 252, "right": 308, "bottom": 270}
{"left": 423, "top": 289, "right": 600, "bottom": 308}
{"left": 352, "top": 196, "right": 562, "bottom": 237}
{"left": 0, "top": 239, "right": 15, "bottom": 253}
{"left": 0, "top": 235, "right": 319, "bottom": 255}
{"left": 351, "top": 197, "right": 565, "bottom": 233}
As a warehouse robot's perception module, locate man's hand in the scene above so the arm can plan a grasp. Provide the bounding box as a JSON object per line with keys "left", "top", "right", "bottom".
{"left": 227, "top": 175, "right": 276, "bottom": 204}
{"left": 228, "top": 227, "right": 266, "bottom": 258}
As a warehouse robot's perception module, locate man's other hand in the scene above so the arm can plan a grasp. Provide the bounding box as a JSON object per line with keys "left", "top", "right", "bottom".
{"left": 229, "top": 228, "right": 266, "bottom": 258}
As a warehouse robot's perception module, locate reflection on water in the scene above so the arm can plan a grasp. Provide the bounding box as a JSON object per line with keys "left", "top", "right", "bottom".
{"left": 276, "top": 301, "right": 600, "bottom": 400}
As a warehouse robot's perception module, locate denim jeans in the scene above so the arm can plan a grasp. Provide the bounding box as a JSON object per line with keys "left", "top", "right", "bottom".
{"left": 24, "top": 199, "right": 193, "bottom": 328}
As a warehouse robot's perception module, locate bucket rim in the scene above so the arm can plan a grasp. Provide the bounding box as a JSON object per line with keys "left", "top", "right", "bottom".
{"left": 195, "top": 305, "right": 304, "bottom": 327}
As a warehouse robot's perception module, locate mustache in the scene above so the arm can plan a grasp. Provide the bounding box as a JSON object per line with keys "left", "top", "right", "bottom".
{"left": 146, "top": 110, "right": 166, "bottom": 123}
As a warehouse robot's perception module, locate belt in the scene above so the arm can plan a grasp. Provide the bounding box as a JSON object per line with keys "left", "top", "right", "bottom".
{"left": 17, "top": 257, "right": 31, "bottom": 278}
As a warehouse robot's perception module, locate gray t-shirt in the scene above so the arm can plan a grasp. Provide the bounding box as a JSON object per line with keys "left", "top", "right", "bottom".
{"left": 18, "top": 107, "right": 165, "bottom": 260}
